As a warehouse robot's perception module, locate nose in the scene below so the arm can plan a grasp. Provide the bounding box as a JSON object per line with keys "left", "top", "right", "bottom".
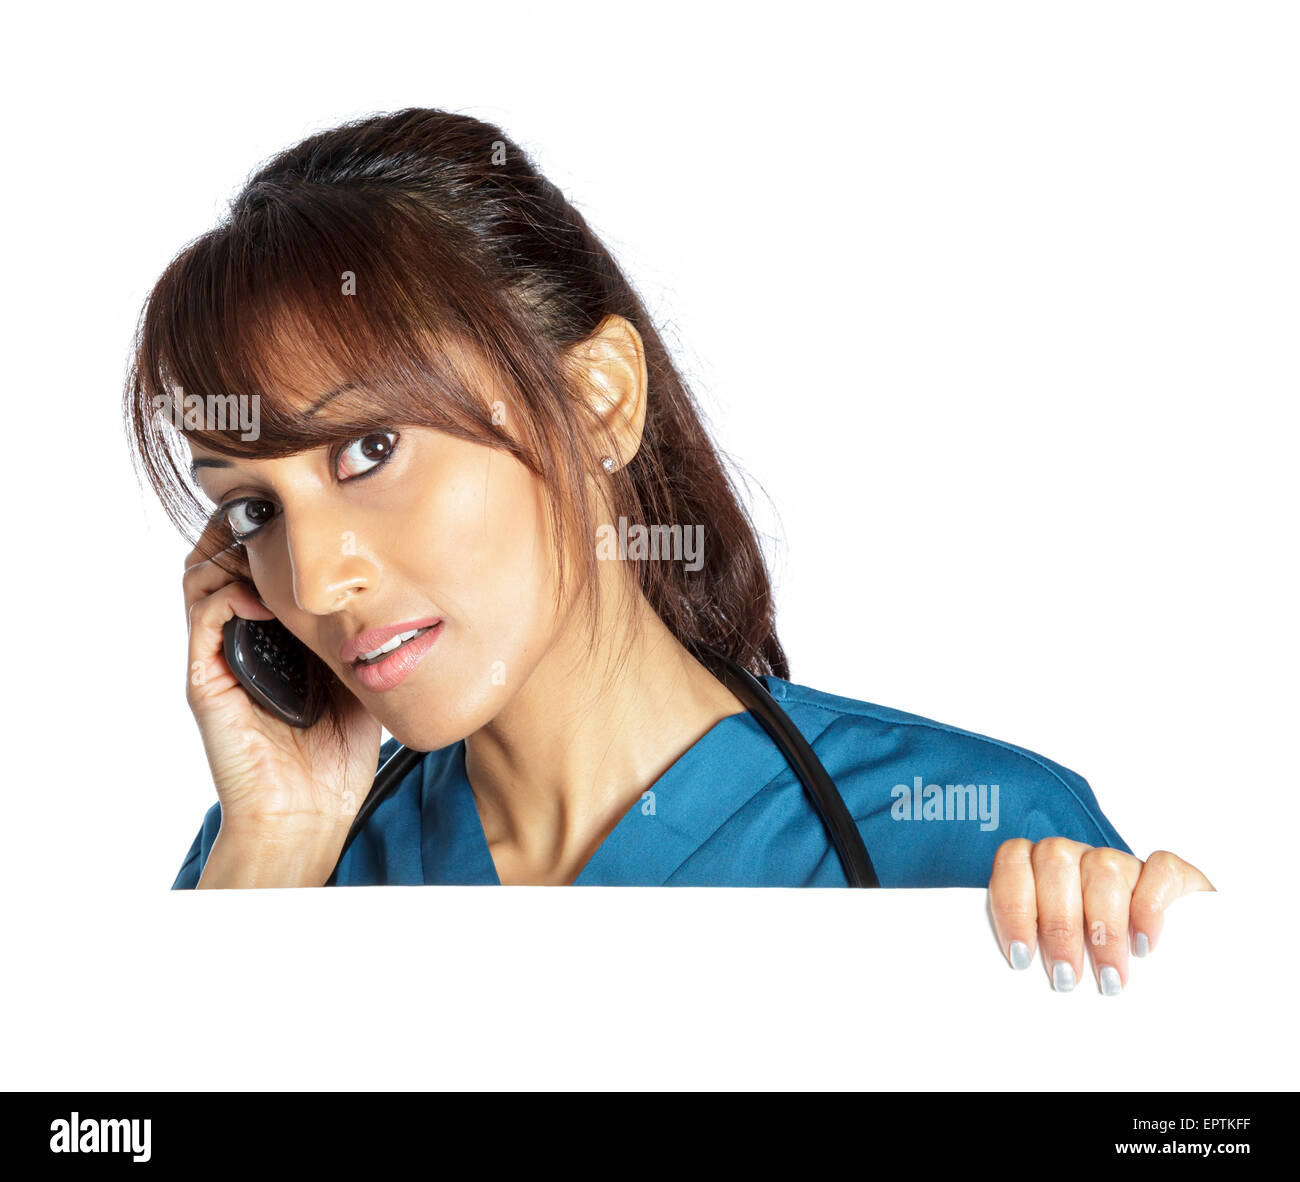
{"left": 284, "top": 508, "right": 378, "bottom": 616}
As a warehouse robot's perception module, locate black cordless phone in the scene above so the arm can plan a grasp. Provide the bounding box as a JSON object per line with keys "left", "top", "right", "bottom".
{"left": 222, "top": 615, "right": 330, "bottom": 729}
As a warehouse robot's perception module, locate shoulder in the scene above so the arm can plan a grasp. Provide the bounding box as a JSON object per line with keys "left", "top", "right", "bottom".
{"left": 170, "top": 797, "right": 225, "bottom": 889}
{"left": 762, "top": 675, "right": 1100, "bottom": 805}
{"left": 757, "top": 673, "right": 1131, "bottom": 882}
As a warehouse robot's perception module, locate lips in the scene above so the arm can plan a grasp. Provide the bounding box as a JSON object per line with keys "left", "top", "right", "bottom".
{"left": 340, "top": 617, "right": 442, "bottom": 666}
{"left": 346, "top": 619, "right": 445, "bottom": 694}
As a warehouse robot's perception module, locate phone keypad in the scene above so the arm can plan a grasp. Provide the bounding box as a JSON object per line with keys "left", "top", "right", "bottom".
{"left": 250, "top": 622, "right": 310, "bottom": 697}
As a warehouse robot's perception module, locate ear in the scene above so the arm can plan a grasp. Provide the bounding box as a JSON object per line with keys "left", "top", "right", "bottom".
{"left": 567, "top": 314, "right": 648, "bottom": 470}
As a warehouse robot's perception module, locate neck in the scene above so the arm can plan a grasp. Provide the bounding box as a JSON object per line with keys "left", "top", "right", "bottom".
{"left": 463, "top": 590, "right": 747, "bottom": 884}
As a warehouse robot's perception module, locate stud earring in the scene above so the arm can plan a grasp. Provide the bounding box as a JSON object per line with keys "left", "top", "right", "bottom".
{"left": 600, "top": 456, "right": 615, "bottom": 472}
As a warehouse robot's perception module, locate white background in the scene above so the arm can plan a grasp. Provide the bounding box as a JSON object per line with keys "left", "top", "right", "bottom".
{"left": 0, "top": 1, "right": 1294, "bottom": 1090}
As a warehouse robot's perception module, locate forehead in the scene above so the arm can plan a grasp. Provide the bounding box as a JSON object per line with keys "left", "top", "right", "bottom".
{"left": 178, "top": 370, "right": 374, "bottom": 461}
{"left": 231, "top": 302, "right": 357, "bottom": 410}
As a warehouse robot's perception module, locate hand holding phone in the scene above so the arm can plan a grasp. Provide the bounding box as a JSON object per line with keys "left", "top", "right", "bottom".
{"left": 181, "top": 530, "right": 383, "bottom": 881}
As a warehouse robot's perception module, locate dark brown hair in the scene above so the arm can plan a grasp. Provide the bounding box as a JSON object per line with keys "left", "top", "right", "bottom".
{"left": 124, "top": 107, "right": 788, "bottom": 734}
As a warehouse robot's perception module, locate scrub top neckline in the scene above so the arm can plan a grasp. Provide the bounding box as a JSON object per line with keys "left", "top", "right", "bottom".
{"left": 419, "top": 695, "right": 788, "bottom": 886}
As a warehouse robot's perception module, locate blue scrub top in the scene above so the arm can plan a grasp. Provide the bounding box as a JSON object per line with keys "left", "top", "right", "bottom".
{"left": 171, "top": 674, "right": 1131, "bottom": 889}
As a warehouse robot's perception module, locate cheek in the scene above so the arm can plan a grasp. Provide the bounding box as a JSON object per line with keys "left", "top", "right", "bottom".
{"left": 245, "top": 544, "right": 291, "bottom": 605}
{"left": 402, "top": 451, "right": 560, "bottom": 661}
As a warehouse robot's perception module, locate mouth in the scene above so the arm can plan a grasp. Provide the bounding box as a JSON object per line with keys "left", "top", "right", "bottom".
{"left": 353, "top": 624, "right": 438, "bottom": 667}
{"left": 342, "top": 616, "right": 445, "bottom": 693}
{"left": 341, "top": 616, "right": 441, "bottom": 666}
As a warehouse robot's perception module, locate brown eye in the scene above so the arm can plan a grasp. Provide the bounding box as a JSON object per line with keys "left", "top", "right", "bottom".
{"left": 337, "top": 431, "right": 399, "bottom": 479}
{"left": 224, "top": 498, "right": 277, "bottom": 541}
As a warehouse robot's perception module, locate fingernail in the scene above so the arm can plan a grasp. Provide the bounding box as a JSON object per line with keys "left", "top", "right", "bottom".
{"left": 1133, "top": 932, "right": 1149, "bottom": 958}
{"left": 1052, "top": 961, "right": 1076, "bottom": 992}
{"left": 1009, "top": 941, "right": 1031, "bottom": 970}
{"left": 1100, "top": 966, "right": 1123, "bottom": 996}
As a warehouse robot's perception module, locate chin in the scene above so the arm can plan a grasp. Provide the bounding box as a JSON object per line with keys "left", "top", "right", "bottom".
{"left": 377, "top": 681, "right": 508, "bottom": 753}
{"left": 386, "top": 724, "right": 457, "bottom": 753}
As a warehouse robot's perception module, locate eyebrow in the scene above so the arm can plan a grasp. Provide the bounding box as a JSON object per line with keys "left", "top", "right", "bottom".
{"left": 189, "top": 456, "right": 232, "bottom": 478}
{"left": 303, "top": 382, "right": 357, "bottom": 418}
{"left": 187, "top": 383, "right": 358, "bottom": 480}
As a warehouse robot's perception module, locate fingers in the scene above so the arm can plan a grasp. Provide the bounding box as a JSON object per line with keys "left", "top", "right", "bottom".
{"left": 183, "top": 553, "right": 248, "bottom": 616}
{"left": 184, "top": 519, "right": 257, "bottom": 623}
{"left": 989, "top": 839, "right": 1038, "bottom": 970}
{"left": 990, "top": 839, "right": 1214, "bottom": 994}
{"left": 1130, "top": 850, "right": 1216, "bottom": 957}
{"left": 1080, "top": 846, "right": 1143, "bottom": 995}
{"left": 1030, "top": 837, "right": 1090, "bottom": 992}
{"left": 185, "top": 575, "right": 275, "bottom": 713}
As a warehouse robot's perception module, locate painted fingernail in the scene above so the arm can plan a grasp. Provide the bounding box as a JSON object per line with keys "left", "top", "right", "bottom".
{"left": 1133, "top": 932, "right": 1149, "bottom": 958}
{"left": 1009, "top": 941, "right": 1031, "bottom": 970}
{"left": 1052, "top": 961, "right": 1076, "bottom": 992}
{"left": 1100, "top": 966, "right": 1123, "bottom": 996}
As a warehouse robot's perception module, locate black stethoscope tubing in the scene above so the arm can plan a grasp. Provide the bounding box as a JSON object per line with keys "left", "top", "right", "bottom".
{"left": 325, "top": 646, "right": 879, "bottom": 888}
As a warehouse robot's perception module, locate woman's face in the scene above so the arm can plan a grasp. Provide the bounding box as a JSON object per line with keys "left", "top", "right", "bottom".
{"left": 188, "top": 416, "right": 569, "bottom": 750}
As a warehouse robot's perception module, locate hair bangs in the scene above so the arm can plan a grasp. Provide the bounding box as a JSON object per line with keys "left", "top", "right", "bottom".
{"left": 126, "top": 188, "right": 540, "bottom": 548}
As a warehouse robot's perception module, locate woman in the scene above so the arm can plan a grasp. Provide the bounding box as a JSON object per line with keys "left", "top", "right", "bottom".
{"left": 125, "top": 107, "right": 1212, "bottom": 993}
